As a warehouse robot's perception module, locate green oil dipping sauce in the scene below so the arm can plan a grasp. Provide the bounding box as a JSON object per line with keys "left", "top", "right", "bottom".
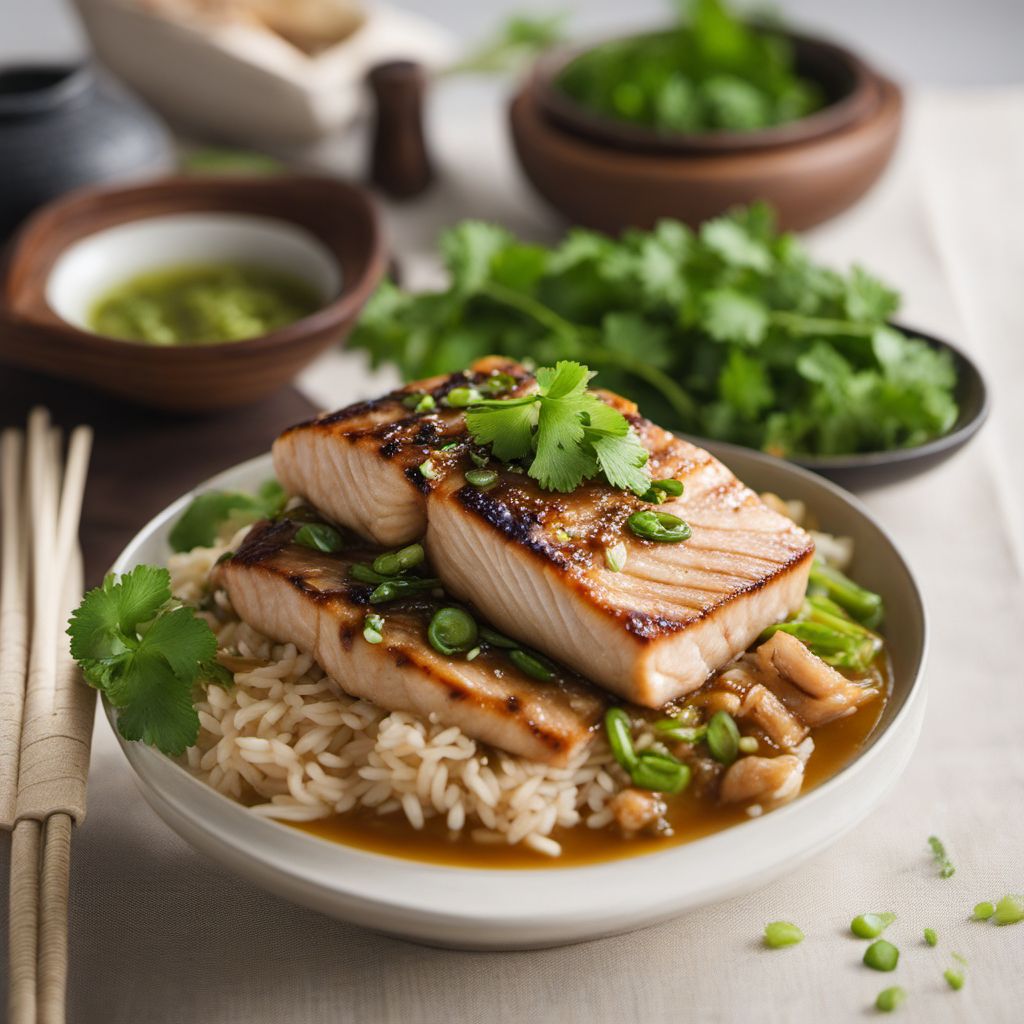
{"left": 89, "top": 263, "right": 322, "bottom": 345}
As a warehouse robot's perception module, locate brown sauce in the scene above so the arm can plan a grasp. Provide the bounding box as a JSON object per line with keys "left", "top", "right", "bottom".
{"left": 294, "top": 670, "right": 887, "bottom": 870}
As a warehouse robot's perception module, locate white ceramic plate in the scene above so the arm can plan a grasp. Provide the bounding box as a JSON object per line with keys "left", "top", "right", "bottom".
{"left": 106, "top": 446, "right": 927, "bottom": 949}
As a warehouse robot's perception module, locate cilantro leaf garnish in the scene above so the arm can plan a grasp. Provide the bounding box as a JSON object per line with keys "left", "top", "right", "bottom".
{"left": 169, "top": 478, "right": 286, "bottom": 552}
{"left": 68, "top": 565, "right": 224, "bottom": 756}
{"left": 465, "top": 361, "right": 651, "bottom": 495}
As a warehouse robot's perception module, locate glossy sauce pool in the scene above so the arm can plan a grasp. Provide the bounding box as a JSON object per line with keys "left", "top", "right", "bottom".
{"left": 294, "top": 679, "right": 886, "bottom": 869}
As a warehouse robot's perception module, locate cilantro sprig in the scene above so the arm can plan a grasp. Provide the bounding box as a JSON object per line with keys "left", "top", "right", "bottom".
{"left": 465, "top": 361, "right": 650, "bottom": 495}
{"left": 169, "top": 479, "right": 285, "bottom": 552}
{"left": 351, "top": 206, "right": 959, "bottom": 458}
{"left": 68, "top": 565, "right": 229, "bottom": 756}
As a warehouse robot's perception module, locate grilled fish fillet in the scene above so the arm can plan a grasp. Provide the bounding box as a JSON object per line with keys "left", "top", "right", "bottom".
{"left": 273, "top": 359, "right": 815, "bottom": 708}
{"left": 214, "top": 519, "right": 605, "bottom": 766}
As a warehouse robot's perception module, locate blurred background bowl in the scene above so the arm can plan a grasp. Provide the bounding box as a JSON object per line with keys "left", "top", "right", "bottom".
{"left": 510, "top": 31, "right": 902, "bottom": 233}
{"left": 0, "top": 174, "right": 386, "bottom": 413}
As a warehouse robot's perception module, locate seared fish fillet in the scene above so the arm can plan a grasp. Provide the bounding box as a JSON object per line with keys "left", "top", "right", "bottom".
{"left": 273, "top": 359, "right": 814, "bottom": 708}
{"left": 214, "top": 519, "right": 605, "bottom": 766}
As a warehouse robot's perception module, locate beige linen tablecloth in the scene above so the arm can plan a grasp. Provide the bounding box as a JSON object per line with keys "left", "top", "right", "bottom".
{"left": 2, "top": 88, "right": 1022, "bottom": 1023}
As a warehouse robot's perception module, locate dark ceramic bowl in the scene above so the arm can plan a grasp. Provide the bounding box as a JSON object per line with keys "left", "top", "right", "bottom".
{"left": 680, "top": 325, "right": 989, "bottom": 490}
{"left": 534, "top": 28, "right": 879, "bottom": 155}
{"left": 0, "top": 175, "right": 386, "bottom": 413}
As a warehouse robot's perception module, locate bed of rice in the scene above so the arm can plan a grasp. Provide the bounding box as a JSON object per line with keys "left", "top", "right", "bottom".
{"left": 169, "top": 531, "right": 640, "bottom": 858}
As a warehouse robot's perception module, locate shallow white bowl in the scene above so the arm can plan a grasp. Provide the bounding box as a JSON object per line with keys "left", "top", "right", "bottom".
{"left": 106, "top": 446, "right": 927, "bottom": 949}
{"left": 46, "top": 211, "right": 341, "bottom": 331}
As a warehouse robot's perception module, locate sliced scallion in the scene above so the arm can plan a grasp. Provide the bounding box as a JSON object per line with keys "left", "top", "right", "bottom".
{"left": 630, "top": 751, "right": 690, "bottom": 794}
{"left": 605, "top": 708, "right": 637, "bottom": 771}
{"left": 444, "top": 386, "right": 483, "bottom": 408}
{"left": 465, "top": 468, "right": 498, "bottom": 489}
{"left": 479, "top": 625, "right": 518, "bottom": 649}
{"left": 627, "top": 509, "right": 692, "bottom": 543}
{"left": 427, "top": 607, "right": 478, "bottom": 656}
{"left": 419, "top": 459, "right": 438, "bottom": 480}
{"left": 972, "top": 901, "right": 995, "bottom": 921}
{"left": 605, "top": 542, "right": 628, "bottom": 572}
{"left": 706, "top": 710, "right": 741, "bottom": 765}
{"left": 372, "top": 543, "right": 425, "bottom": 576}
{"left": 993, "top": 894, "right": 1024, "bottom": 925}
{"left": 293, "top": 523, "right": 344, "bottom": 553}
{"left": 509, "top": 648, "right": 556, "bottom": 682}
{"left": 363, "top": 613, "right": 385, "bottom": 644}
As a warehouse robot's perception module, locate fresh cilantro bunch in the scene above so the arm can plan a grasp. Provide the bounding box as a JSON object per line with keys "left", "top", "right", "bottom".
{"left": 465, "top": 361, "right": 649, "bottom": 494}
{"left": 556, "top": 0, "right": 822, "bottom": 134}
{"left": 351, "top": 205, "right": 958, "bottom": 457}
{"left": 68, "top": 565, "right": 229, "bottom": 755}
{"left": 448, "top": 13, "right": 566, "bottom": 75}
{"left": 169, "top": 479, "right": 285, "bottom": 552}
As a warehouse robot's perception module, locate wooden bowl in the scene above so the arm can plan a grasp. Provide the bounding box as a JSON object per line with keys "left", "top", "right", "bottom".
{"left": 509, "top": 72, "right": 903, "bottom": 233}
{"left": 0, "top": 175, "right": 386, "bottom": 413}
{"left": 534, "top": 29, "right": 879, "bottom": 156}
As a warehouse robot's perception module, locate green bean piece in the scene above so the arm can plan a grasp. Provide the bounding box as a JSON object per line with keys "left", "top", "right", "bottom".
{"left": 993, "top": 894, "right": 1024, "bottom": 925}
{"left": 864, "top": 939, "right": 900, "bottom": 972}
{"left": 372, "top": 543, "right": 425, "bottom": 576}
{"left": 875, "top": 987, "right": 906, "bottom": 1013}
{"left": 706, "top": 710, "right": 741, "bottom": 765}
{"left": 465, "top": 468, "right": 498, "bottom": 489}
{"left": 427, "top": 607, "right": 478, "bottom": 656}
{"left": 444, "top": 386, "right": 483, "bottom": 408}
{"left": 944, "top": 968, "right": 965, "bottom": 991}
{"left": 973, "top": 901, "right": 995, "bottom": 920}
{"left": 759, "top": 620, "right": 877, "bottom": 671}
{"left": 605, "top": 708, "right": 638, "bottom": 771}
{"left": 363, "top": 613, "right": 384, "bottom": 645}
{"left": 808, "top": 560, "right": 884, "bottom": 628}
{"left": 293, "top": 523, "right": 344, "bottom": 553}
{"left": 851, "top": 913, "right": 896, "bottom": 939}
{"left": 508, "top": 648, "right": 556, "bottom": 682}
{"left": 627, "top": 509, "right": 692, "bottom": 543}
{"left": 924, "top": 927, "right": 938, "bottom": 946}
{"left": 763, "top": 921, "right": 804, "bottom": 949}
{"left": 478, "top": 625, "right": 518, "bottom": 649}
{"left": 630, "top": 751, "right": 690, "bottom": 794}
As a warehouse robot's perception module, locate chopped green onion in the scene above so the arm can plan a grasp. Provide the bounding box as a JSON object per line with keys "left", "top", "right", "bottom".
{"left": 864, "top": 939, "right": 900, "bottom": 972}
{"left": 923, "top": 927, "right": 938, "bottom": 946}
{"left": 667, "top": 706, "right": 701, "bottom": 727}
{"left": 414, "top": 395, "right": 436, "bottom": 413}
{"left": 605, "top": 707, "right": 637, "bottom": 770}
{"left": 808, "top": 561, "right": 883, "bottom": 628}
{"left": 363, "top": 613, "right": 384, "bottom": 644}
{"left": 401, "top": 391, "right": 428, "bottom": 410}
{"left": 372, "top": 543, "right": 425, "bottom": 576}
{"left": 763, "top": 921, "right": 804, "bottom": 949}
{"left": 928, "top": 835, "right": 955, "bottom": 879}
{"left": 706, "top": 710, "right": 741, "bottom": 765}
{"left": 466, "top": 646, "right": 481, "bottom": 661}
{"left": 653, "top": 720, "right": 706, "bottom": 743}
{"left": 465, "top": 468, "right": 498, "bottom": 489}
{"left": 444, "top": 386, "right": 483, "bottom": 407}
{"left": 367, "top": 576, "right": 442, "bottom": 603}
{"left": 738, "top": 736, "right": 758, "bottom": 754}
{"left": 972, "top": 901, "right": 995, "bottom": 921}
{"left": 294, "top": 523, "right": 344, "bottom": 553}
{"left": 419, "top": 459, "right": 438, "bottom": 480}
{"left": 943, "top": 968, "right": 965, "bottom": 991}
{"left": 639, "top": 488, "right": 665, "bottom": 505}
{"left": 483, "top": 372, "right": 516, "bottom": 395}
{"left": 651, "top": 478, "right": 683, "bottom": 497}
{"left": 469, "top": 450, "right": 490, "bottom": 468}
{"left": 508, "top": 648, "right": 556, "bottom": 681}
{"left": 851, "top": 913, "right": 896, "bottom": 939}
{"left": 479, "top": 625, "right": 518, "bottom": 649}
{"left": 439, "top": 442, "right": 460, "bottom": 451}
{"left": 555, "top": 528, "right": 571, "bottom": 543}
{"left": 427, "top": 607, "right": 478, "bottom": 656}
{"left": 605, "top": 542, "right": 628, "bottom": 572}
{"left": 627, "top": 509, "right": 692, "bottom": 543}
{"left": 993, "top": 894, "right": 1024, "bottom": 925}
{"left": 630, "top": 751, "right": 690, "bottom": 794}
{"left": 875, "top": 987, "right": 906, "bottom": 1013}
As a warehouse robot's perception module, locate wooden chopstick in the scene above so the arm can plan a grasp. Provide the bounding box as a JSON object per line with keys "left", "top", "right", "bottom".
{"left": 5, "top": 410, "right": 94, "bottom": 1024}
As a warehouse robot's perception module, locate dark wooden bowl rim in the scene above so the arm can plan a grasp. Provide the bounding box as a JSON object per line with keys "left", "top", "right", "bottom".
{"left": 2, "top": 174, "right": 386, "bottom": 365}
{"left": 534, "top": 24, "right": 881, "bottom": 156}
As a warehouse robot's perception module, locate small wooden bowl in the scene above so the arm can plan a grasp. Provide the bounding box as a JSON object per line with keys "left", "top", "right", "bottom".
{"left": 1, "top": 175, "right": 386, "bottom": 413}
{"left": 534, "top": 29, "right": 879, "bottom": 156}
{"left": 510, "top": 69, "right": 903, "bottom": 233}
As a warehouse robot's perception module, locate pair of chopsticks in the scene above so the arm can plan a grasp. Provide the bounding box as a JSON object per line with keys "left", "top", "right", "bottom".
{"left": 2, "top": 410, "right": 94, "bottom": 1024}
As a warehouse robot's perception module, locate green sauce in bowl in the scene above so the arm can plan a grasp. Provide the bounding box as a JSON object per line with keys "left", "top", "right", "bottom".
{"left": 89, "top": 263, "right": 323, "bottom": 345}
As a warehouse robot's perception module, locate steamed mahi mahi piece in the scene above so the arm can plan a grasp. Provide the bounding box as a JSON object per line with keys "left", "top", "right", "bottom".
{"left": 273, "top": 359, "right": 815, "bottom": 708}
{"left": 214, "top": 518, "right": 605, "bottom": 766}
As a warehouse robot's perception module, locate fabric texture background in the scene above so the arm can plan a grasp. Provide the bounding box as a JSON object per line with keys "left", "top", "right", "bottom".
{"left": 1, "top": 89, "right": 1022, "bottom": 1023}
